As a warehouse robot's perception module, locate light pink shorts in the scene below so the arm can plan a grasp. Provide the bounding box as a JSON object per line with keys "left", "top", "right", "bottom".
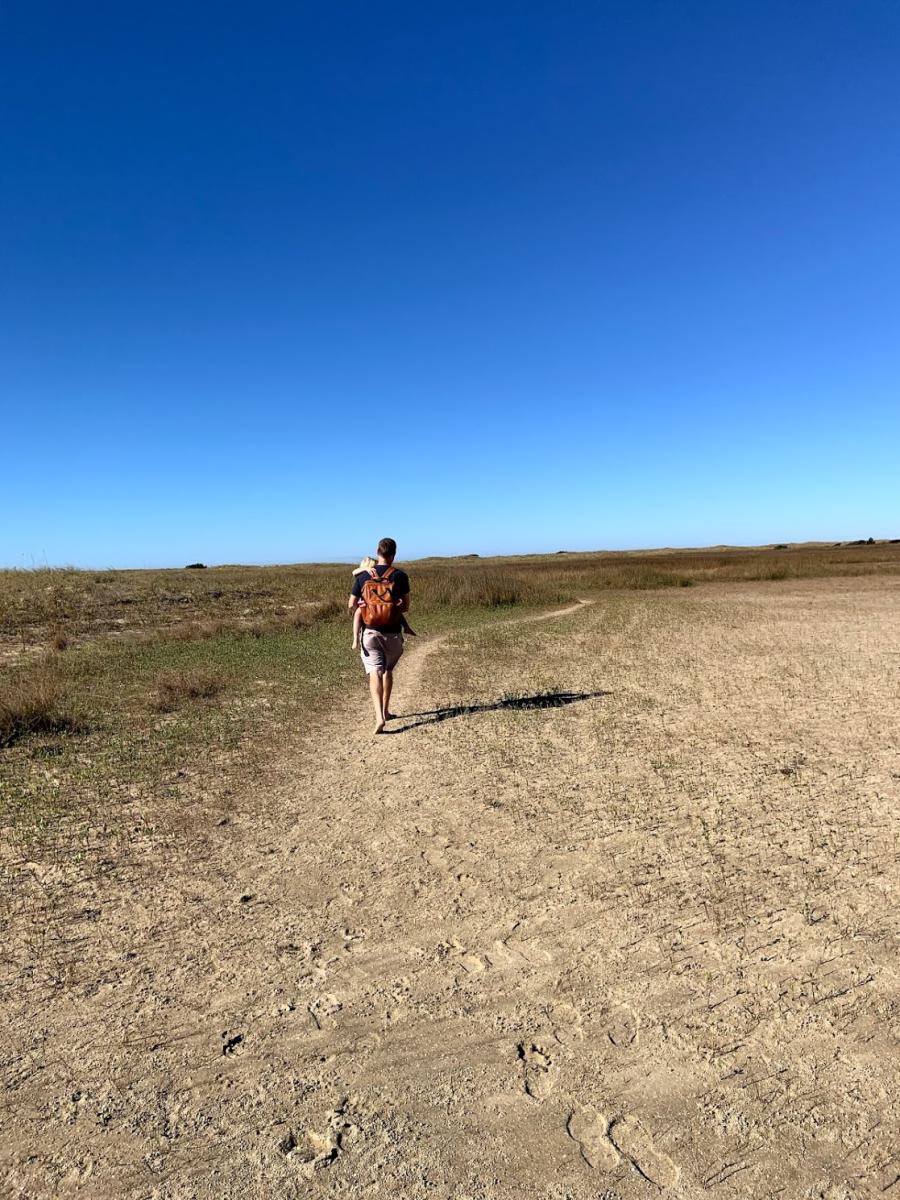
{"left": 360, "top": 629, "right": 404, "bottom": 675}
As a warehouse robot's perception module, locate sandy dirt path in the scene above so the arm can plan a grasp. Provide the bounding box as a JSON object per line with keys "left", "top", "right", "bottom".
{"left": 2, "top": 582, "right": 898, "bottom": 1199}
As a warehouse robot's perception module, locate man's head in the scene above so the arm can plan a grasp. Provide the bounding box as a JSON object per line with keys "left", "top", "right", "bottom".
{"left": 376, "top": 537, "right": 397, "bottom": 564}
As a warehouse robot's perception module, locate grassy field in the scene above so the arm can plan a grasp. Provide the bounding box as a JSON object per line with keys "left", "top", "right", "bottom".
{"left": 1, "top": 542, "right": 898, "bottom": 859}
{"left": 3, "top": 541, "right": 899, "bottom": 649}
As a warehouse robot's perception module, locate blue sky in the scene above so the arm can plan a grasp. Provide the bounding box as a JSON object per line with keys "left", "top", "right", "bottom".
{"left": 2, "top": 1, "right": 898, "bottom": 567}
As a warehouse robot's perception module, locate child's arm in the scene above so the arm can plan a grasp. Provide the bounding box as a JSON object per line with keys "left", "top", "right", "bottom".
{"left": 351, "top": 605, "right": 363, "bottom": 649}
{"left": 398, "top": 593, "right": 416, "bottom": 636}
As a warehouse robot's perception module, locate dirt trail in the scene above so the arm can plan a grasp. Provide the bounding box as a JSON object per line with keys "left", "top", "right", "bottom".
{"left": 398, "top": 597, "right": 592, "bottom": 696}
{"left": 1, "top": 600, "right": 601, "bottom": 1199}
{"left": 3, "top": 582, "right": 898, "bottom": 1199}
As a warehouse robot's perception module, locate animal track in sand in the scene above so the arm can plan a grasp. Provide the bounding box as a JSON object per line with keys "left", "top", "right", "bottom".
{"left": 341, "top": 926, "right": 366, "bottom": 951}
{"left": 308, "top": 994, "right": 343, "bottom": 1030}
{"left": 608, "top": 1115, "right": 679, "bottom": 1188}
{"left": 567, "top": 1107, "right": 618, "bottom": 1169}
{"left": 221, "top": 1031, "right": 244, "bottom": 1056}
{"left": 518, "top": 1039, "right": 557, "bottom": 1099}
{"left": 423, "top": 850, "right": 447, "bottom": 870}
{"left": 484, "top": 938, "right": 529, "bottom": 970}
{"left": 438, "top": 938, "right": 488, "bottom": 975}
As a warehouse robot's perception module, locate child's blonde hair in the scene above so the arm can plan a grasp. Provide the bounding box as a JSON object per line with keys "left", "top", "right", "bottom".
{"left": 351, "top": 555, "right": 376, "bottom": 576}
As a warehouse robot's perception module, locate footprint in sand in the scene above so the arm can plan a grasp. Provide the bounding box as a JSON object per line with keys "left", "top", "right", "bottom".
{"left": 458, "top": 953, "right": 486, "bottom": 975}
{"left": 518, "top": 1040, "right": 556, "bottom": 1099}
{"left": 606, "top": 1003, "right": 639, "bottom": 1047}
{"left": 278, "top": 1128, "right": 337, "bottom": 1168}
{"left": 567, "top": 1107, "right": 618, "bottom": 1169}
{"left": 551, "top": 1000, "right": 584, "bottom": 1045}
{"left": 608, "top": 1115, "right": 679, "bottom": 1188}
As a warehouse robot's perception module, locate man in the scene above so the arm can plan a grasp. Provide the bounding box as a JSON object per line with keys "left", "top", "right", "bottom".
{"left": 349, "top": 537, "right": 411, "bottom": 734}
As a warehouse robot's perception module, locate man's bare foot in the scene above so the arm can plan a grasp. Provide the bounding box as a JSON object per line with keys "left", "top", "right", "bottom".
{"left": 384, "top": 710, "right": 397, "bottom": 720}
{"left": 374, "top": 720, "right": 385, "bottom": 735}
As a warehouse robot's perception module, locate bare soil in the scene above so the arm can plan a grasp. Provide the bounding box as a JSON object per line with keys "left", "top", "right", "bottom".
{"left": 2, "top": 578, "right": 898, "bottom": 1198}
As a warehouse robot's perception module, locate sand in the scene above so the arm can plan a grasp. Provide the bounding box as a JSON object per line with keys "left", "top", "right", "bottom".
{"left": 2, "top": 578, "right": 898, "bottom": 1198}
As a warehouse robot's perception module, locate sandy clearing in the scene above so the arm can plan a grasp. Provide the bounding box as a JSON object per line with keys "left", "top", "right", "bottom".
{"left": 2, "top": 579, "right": 898, "bottom": 1199}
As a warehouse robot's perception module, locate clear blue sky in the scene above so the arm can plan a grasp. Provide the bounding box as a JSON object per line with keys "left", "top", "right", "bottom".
{"left": 2, "top": 1, "right": 898, "bottom": 568}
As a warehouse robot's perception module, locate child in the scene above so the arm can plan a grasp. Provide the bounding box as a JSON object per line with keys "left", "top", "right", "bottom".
{"left": 351, "top": 556, "right": 416, "bottom": 650}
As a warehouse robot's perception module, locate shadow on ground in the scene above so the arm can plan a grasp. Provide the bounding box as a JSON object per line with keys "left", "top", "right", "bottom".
{"left": 387, "top": 689, "right": 609, "bottom": 733}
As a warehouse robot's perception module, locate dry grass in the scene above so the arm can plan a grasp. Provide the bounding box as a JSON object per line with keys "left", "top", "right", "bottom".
{"left": 3, "top": 543, "right": 898, "bottom": 656}
{"left": 151, "top": 667, "right": 226, "bottom": 712}
{"left": 413, "top": 567, "right": 537, "bottom": 608}
{"left": 0, "top": 668, "right": 80, "bottom": 747}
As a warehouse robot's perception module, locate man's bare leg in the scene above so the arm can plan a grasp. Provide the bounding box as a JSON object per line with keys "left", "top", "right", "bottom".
{"left": 369, "top": 671, "right": 386, "bottom": 733}
{"left": 383, "top": 669, "right": 395, "bottom": 720}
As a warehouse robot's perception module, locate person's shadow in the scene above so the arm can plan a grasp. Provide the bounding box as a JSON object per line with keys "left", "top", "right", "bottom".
{"left": 385, "top": 688, "right": 609, "bottom": 733}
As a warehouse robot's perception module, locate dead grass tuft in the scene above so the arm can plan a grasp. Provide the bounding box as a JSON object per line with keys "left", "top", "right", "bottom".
{"left": 0, "top": 671, "right": 80, "bottom": 747}
{"left": 288, "top": 597, "right": 344, "bottom": 630}
{"left": 151, "top": 668, "right": 226, "bottom": 712}
{"left": 310, "top": 597, "right": 344, "bottom": 622}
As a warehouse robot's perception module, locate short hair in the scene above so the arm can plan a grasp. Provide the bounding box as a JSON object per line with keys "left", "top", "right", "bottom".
{"left": 377, "top": 537, "right": 397, "bottom": 559}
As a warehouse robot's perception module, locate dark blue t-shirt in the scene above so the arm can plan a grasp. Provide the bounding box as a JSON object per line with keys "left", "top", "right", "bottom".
{"left": 351, "top": 565, "right": 411, "bottom": 633}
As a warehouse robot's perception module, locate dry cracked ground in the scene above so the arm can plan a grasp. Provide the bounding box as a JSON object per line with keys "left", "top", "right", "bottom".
{"left": 2, "top": 578, "right": 899, "bottom": 1198}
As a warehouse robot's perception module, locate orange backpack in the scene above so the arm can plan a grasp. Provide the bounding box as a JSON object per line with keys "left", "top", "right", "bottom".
{"left": 359, "top": 567, "right": 397, "bottom": 629}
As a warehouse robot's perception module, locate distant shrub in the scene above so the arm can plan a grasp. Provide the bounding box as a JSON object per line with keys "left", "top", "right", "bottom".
{"left": 772, "top": 544, "right": 789, "bottom": 550}
{"left": 0, "top": 672, "right": 80, "bottom": 747}
{"left": 185, "top": 562, "right": 207, "bottom": 569}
